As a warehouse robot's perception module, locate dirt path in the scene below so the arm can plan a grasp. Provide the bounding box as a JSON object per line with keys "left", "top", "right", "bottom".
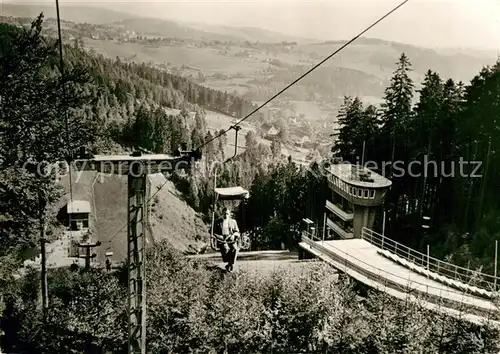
{"left": 190, "top": 250, "right": 321, "bottom": 276}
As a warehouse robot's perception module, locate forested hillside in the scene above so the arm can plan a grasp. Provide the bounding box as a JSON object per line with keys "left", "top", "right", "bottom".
{"left": 0, "top": 12, "right": 267, "bottom": 257}
{"left": 2, "top": 14, "right": 500, "bottom": 353}
{"left": 0, "top": 13, "right": 254, "bottom": 255}
{"left": 62, "top": 36, "right": 263, "bottom": 154}
{"left": 68, "top": 47, "right": 263, "bottom": 124}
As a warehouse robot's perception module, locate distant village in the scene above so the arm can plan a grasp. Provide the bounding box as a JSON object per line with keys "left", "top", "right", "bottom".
{"left": 0, "top": 14, "right": 334, "bottom": 160}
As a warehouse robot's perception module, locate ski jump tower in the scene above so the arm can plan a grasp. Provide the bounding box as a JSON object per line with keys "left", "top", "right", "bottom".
{"left": 324, "top": 163, "right": 392, "bottom": 239}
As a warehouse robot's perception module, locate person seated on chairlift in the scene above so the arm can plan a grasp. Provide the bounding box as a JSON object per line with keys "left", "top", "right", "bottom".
{"left": 215, "top": 207, "right": 240, "bottom": 272}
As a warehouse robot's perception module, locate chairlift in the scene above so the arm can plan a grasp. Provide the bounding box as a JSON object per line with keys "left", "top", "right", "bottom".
{"left": 209, "top": 185, "right": 251, "bottom": 251}
{"left": 209, "top": 124, "right": 251, "bottom": 252}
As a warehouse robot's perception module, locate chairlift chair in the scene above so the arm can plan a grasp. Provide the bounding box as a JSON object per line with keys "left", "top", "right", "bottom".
{"left": 210, "top": 185, "right": 251, "bottom": 251}
{"left": 209, "top": 124, "right": 251, "bottom": 251}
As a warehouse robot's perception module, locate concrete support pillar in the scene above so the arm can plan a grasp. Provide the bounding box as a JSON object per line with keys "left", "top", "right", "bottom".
{"left": 353, "top": 206, "right": 378, "bottom": 238}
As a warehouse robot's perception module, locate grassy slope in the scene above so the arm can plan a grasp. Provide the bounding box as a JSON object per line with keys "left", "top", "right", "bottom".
{"left": 92, "top": 174, "right": 127, "bottom": 263}
{"left": 83, "top": 39, "right": 269, "bottom": 75}
{"left": 56, "top": 170, "right": 99, "bottom": 237}
{"left": 185, "top": 22, "right": 314, "bottom": 43}
{"left": 204, "top": 110, "right": 259, "bottom": 157}
{"left": 148, "top": 173, "right": 209, "bottom": 253}
{"left": 204, "top": 109, "right": 316, "bottom": 162}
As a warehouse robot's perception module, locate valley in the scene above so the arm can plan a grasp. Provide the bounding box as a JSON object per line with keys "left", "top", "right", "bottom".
{"left": 2, "top": 3, "right": 497, "bottom": 165}
{"left": 2, "top": 3, "right": 500, "bottom": 352}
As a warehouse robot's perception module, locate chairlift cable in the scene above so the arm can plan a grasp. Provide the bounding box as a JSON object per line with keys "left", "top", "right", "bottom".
{"left": 104, "top": 0, "right": 410, "bottom": 252}
{"left": 196, "top": 0, "right": 410, "bottom": 151}
{"left": 55, "top": 0, "right": 74, "bottom": 205}
{"left": 123, "top": 1, "right": 411, "bottom": 208}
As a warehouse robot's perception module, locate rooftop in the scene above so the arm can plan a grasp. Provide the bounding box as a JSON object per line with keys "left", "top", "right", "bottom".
{"left": 67, "top": 200, "right": 91, "bottom": 214}
{"left": 215, "top": 186, "right": 250, "bottom": 200}
{"left": 327, "top": 163, "right": 392, "bottom": 188}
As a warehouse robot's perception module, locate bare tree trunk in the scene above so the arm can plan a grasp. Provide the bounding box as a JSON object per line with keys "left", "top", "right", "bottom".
{"left": 39, "top": 194, "right": 48, "bottom": 317}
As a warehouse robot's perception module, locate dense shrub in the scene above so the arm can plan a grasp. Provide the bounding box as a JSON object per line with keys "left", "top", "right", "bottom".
{"left": 2, "top": 241, "right": 500, "bottom": 353}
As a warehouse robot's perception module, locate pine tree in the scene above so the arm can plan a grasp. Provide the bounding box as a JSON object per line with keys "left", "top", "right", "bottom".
{"left": 204, "top": 131, "right": 216, "bottom": 161}
{"left": 0, "top": 15, "right": 103, "bottom": 255}
{"left": 189, "top": 176, "right": 200, "bottom": 210}
{"left": 413, "top": 70, "right": 443, "bottom": 157}
{"left": 131, "top": 106, "right": 155, "bottom": 151}
{"left": 381, "top": 53, "right": 414, "bottom": 165}
{"left": 334, "top": 96, "right": 368, "bottom": 162}
{"left": 217, "top": 129, "right": 226, "bottom": 160}
{"left": 152, "top": 108, "right": 169, "bottom": 153}
{"left": 378, "top": 53, "right": 415, "bottom": 239}
{"left": 274, "top": 118, "right": 288, "bottom": 143}
{"left": 362, "top": 104, "right": 380, "bottom": 161}
{"left": 431, "top": 78, "right": 462, "bottom": 224}
{"left": 190, "top": 110, "right": 207, "bottom": 149}
{"left": 412, "top": 70, "right": 444, "bottom": 228}
{"left": 190, "top": 128, "right": 204, "bottom": 152}
{"left": 271, "top": 139, "right": 282, "bottom": 161}
{"left": 245, "top": 130, "right": 258, "bottom": 150}
{"left": 458, "top": 60, "right": 500, "bottom": 231}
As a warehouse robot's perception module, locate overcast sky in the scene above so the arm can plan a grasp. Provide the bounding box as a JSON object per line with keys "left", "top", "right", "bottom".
{"left": 6, "top": 0, "right": 500, "bottom": 50}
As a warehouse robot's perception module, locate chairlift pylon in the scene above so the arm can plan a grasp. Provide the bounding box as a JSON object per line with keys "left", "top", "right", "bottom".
{"left": 224, "top": 125, "right": 242, "bottom": 163}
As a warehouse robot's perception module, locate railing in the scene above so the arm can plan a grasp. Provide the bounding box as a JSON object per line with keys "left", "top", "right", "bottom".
{"left": 303, "top": 224, "right": 354, "bottom": 242}
{"left": 303, "top": 230, "right": 323, "bottom": 242}
{"left": 300, "top": 231, "right": 500, "bottom": 321}
{"left": 303, "top": 226, "right": 328, "bottom": 242}
{"left": 361, "top": 227, "right": 500, "bottom": 293}
{"left": 326, "top": 218, "right": 353, "bottom": 239}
